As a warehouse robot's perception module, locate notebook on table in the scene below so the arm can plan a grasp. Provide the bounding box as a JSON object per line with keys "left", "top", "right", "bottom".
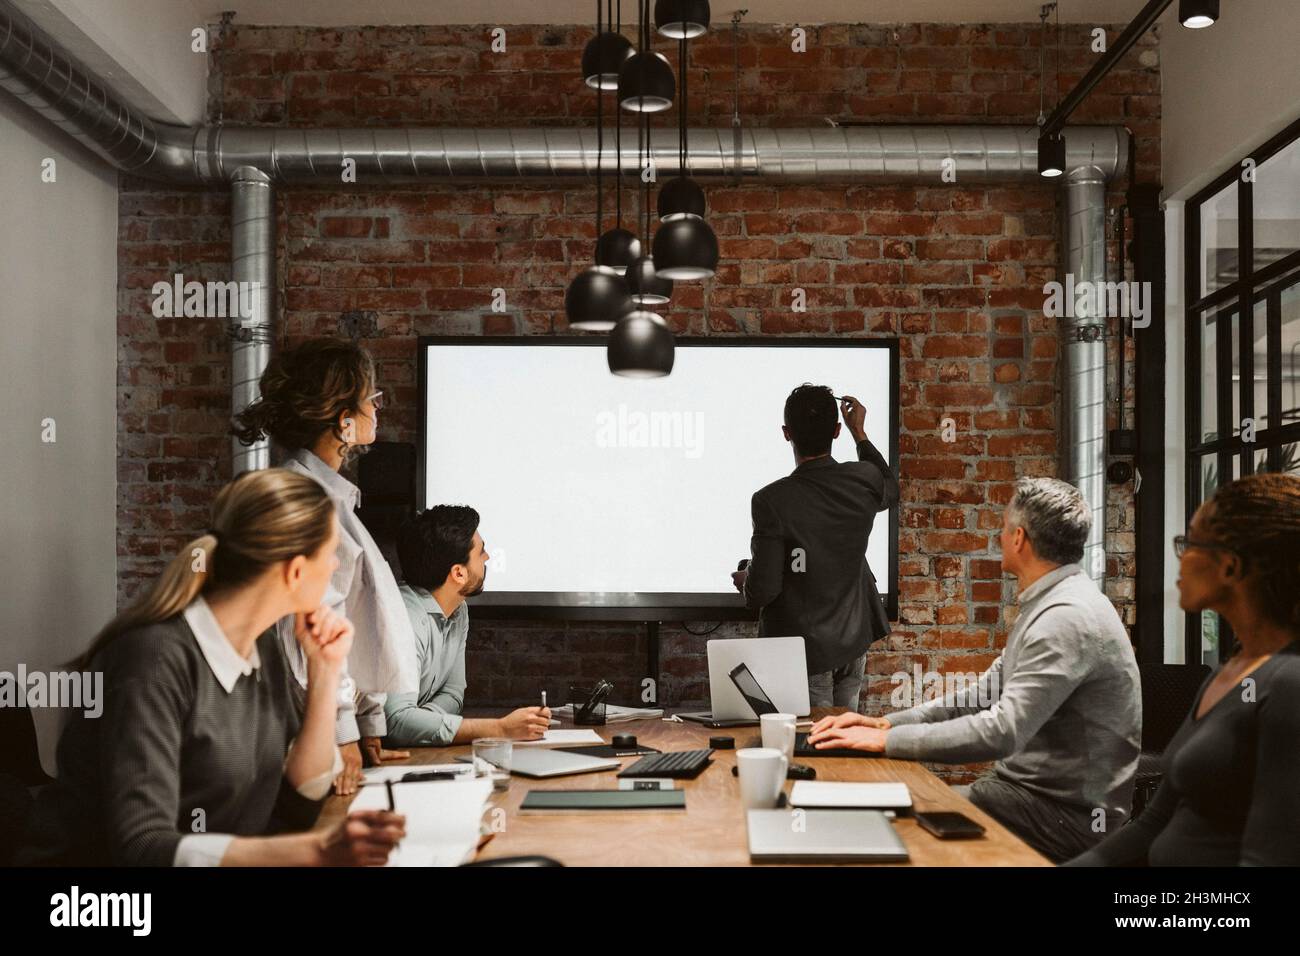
{"left": 520, "top": 789, "right": 686, "bottom": 811}
{"left": 788, "top": 781, "right": 913, "bottom": 813}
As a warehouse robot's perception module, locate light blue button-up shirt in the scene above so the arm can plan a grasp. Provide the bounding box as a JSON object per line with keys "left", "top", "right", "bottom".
{"left": 383, "top": 584, "right": 470, "bottom": 746}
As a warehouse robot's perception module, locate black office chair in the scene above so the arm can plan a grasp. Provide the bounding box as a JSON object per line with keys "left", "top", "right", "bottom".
{"left": 1130, "top": 662, "right": 1211, "bottom": 819}
{"left": 0, "top": 705, "right": 51, "bottom": 866}
{"left": 0, "top": 704, "right": 53, "bottom": 787}
{"left": 461, "top": 855, "right": 564, "bottom": 867}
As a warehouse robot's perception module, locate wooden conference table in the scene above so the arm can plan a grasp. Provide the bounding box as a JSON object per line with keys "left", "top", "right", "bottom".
{"left": 319, "top": 710, "right": 1049, "bottom": 866}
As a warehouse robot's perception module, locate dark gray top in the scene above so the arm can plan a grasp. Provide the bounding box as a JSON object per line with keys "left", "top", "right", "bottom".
{"left": 743, "top": 438, "right": 898, "bottom": 674}
{"left": 1068, "top": 640, "right": 1300, "bottom": 866}
{"left": 17, "top": 614, "right": 321, "bottom": 866}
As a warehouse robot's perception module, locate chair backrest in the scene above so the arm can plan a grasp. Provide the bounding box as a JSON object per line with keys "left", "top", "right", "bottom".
{"left": 1138, "top": 662, "right": 1212, "bottom": 753}
{"left": 0, "top": 704, "right": 52, "bottom": 786}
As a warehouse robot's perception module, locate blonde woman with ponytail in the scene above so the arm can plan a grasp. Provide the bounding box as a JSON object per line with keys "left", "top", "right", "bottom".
{"left": 16, "top": 470, "right": 405, "bottom": 866}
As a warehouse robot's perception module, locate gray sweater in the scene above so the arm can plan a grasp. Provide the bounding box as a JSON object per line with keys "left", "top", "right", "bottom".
{"left": 885, "top": 563, "right": 1142, "bottom": 822}
{"left": 17, "top": 616, "right": 321, "bottom": 866}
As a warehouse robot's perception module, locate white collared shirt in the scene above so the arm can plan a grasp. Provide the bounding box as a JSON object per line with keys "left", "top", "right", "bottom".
{"left": 276, "top": 448, "right": 419, "bottom": 743}
{"left": 173, "top": 597, "right": 342, "bottom": 866}
{"left": 183, "top": 597, "right": 261, "bottom": 691}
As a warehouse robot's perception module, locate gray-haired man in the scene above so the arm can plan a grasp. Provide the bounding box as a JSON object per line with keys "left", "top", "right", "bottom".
{"left": 808, "top": 477, "right": 1141, "bottom": 863}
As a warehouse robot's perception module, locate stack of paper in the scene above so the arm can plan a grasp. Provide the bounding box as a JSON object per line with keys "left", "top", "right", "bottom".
{"left": 350, "top": 778, "right": 494, "bottom": 866}
{"left": 549, "top": 703, "right": 664, "bottom": 723}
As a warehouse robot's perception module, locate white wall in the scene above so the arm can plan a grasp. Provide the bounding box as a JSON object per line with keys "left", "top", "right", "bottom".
{"left": 0, "top": 94, "right": 119, "bottom": 772}
{"left": 1159, "top": 0, "right": 1300, "bottom": 661}
{"left": 1161, "top": 0, "right": 1300, "bottom": 201}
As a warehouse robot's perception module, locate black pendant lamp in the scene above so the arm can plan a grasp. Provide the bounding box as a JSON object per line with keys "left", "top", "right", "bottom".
{"left": 657, "top": 173, "right": 705, "bottom": 221}
{"left": 582, "top": 0, "right": 633, "bottom": 90}
{"left": 620, "top": 0, "right": 675, "bottom": 113}
{"left": 608, "top": 309, "right": 675, "bottom": 377}
{"left": 626, "top": 114, "right": 673, "bottom": 305}
{"left": 567, "top": 26, "right": 630, "bottom": 332}
{"left": 566, "top": 266, "right": 630, "bottom": 331}
{"left": 652, "top": 35, "right": 717, "bottom": 279}
{"left": 1179, "top": 0, "right": 1219, "bottom": 28}
{"left": 1037, "top": 130, "right": 1066, "bottom": 178}
{"left": 654, "top": 0, "right": 709, "bottom": 40}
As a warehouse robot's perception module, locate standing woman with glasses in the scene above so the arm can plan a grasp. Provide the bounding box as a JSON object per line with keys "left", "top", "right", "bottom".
{"left": 1068, "top": 473, "right": 1300, "bottom": 866}
{"left": 234, "top": 339, "right": 416, "bottom": 794}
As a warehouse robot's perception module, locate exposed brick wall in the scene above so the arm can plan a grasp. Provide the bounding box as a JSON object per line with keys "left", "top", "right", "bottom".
{"left": 117, "top": 21, "right": 1158, "bottom": 776}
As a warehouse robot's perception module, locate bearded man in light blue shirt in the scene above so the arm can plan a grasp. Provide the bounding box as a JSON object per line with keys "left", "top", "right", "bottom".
{"left": 385, "top": 505, "right": 551, "bottom": 746}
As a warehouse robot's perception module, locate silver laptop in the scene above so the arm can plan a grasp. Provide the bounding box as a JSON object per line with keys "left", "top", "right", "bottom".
{"left": 455, "top": 749, "right": 620, "bottom": 779}
{"left": 678, "top": 636, "right": 811, "bottom": 726}
{"left": 746, "top": 809, "right": 909, "bottom": 862}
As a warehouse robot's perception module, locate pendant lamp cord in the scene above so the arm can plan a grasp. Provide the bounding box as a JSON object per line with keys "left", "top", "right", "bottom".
{"left": 612, "top": 0, "right": 622, "bottom": 228}
{"left": 595, "top": 0, "right": 603, "bottom": 243}
{"left": 679, "top": 36, "right": 687, "bottom": 177}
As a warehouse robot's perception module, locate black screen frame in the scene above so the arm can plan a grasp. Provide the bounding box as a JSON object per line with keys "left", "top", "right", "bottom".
{"left": 417, "top": 334, "right": 901, "bottom": 622}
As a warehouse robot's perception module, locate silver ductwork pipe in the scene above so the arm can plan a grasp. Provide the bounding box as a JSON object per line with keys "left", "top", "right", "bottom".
{"left": 0, "top": 0, "right": 197, "bottom": 180}
{"left": 187, "top": 125, "right": 1129, "bottom": 184}
{"left": 230, "top": 167, "right": 275, "bottom": 475}
{"left": 1, "top": 2, "right": 1129, "bottom": 186}
{"left": 1063, "top": 166, "right": 1109, "bottom": 585}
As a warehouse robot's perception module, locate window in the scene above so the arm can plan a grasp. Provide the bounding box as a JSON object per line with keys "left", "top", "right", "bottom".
{"left": 1185, "top": 119, "right": 1300, "bottom": 666}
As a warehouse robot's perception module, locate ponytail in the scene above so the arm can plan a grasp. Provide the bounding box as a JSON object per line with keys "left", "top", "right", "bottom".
{"left": 71, "top": 471, "right": 333, "bottom": 670}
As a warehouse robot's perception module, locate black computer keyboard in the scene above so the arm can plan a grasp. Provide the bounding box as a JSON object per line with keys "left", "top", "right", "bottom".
{"left": 617, "top": 749, "right": 714, "bottom": 778}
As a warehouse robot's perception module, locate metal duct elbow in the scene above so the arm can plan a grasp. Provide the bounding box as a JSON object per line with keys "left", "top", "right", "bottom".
{"left": 0, "top": 1, "right": 196, "bottom": 181}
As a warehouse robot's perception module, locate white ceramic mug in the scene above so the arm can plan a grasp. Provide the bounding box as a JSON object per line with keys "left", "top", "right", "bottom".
{"left": 737, "top": 747, "right": 789, "bottom": 809}
{"left": 760, "top": 712, "right": 797, "bottom": 760}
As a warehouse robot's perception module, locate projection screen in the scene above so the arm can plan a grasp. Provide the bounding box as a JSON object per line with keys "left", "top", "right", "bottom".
{"left": 419, "top": 337, "right": 898, "bottom": 620}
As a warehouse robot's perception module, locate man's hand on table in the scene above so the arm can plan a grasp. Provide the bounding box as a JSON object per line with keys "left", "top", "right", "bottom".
{"left": 807, "top": 711, "right": 891, "bottom": 752}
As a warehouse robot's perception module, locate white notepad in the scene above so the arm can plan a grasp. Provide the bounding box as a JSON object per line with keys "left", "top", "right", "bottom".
{"left": 789, "top": 781, "right": 913, "bottom": 810}
{"left": 350, "top": 778, "right": 493, "bottom": 867}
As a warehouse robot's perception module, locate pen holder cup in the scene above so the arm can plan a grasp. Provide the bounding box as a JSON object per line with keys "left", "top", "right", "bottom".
{"left": 569, "top": 683, "right": 608, "bottom": 726}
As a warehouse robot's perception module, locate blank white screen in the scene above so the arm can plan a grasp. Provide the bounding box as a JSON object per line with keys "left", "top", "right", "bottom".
{"left": 423, "top": 342, "right": 894, "bottom": 598}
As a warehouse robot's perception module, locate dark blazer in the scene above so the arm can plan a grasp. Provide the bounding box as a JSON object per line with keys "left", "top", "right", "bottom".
{"left": 743, "top": 438, "right": 898, "bottom": 674}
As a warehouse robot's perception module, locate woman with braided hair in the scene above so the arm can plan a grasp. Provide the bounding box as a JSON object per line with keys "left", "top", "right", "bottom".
{"left": 1068, "top": 473, "right": 1300, "bottom": 866}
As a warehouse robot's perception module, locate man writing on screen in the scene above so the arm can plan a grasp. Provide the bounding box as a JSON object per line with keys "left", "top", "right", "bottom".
{"left": 732, "top": 384, "right": 898, "bottom": 708}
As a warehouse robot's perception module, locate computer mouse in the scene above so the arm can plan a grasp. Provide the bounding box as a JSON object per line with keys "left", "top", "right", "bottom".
{"left": 612, "top": 733, "right": 637, "bottom": 748}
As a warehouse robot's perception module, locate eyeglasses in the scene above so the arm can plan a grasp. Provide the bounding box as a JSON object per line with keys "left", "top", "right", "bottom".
{"left": 365, "top": 390, "right": 384, "bottom": 411}
{"left": 1172, "top": 534, "right": 1237, "bottom": 558}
